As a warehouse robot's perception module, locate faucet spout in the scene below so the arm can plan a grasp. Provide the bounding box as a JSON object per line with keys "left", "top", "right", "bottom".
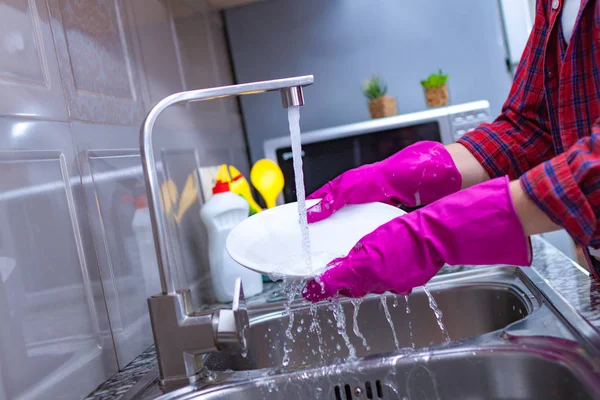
{"left": 280, "top": 86, "right": 305, "bottom": 108}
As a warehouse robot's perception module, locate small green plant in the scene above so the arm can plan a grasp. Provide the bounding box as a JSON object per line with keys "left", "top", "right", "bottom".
{"left": 362, "top": 74, "right": 388, "bottom": 100}
{"left": 420, "top": 69, "right": 449, "bottom": 88}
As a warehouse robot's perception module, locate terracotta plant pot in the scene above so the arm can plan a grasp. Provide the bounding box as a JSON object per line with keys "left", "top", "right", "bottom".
{"left": 368, "top": 96, "right": 398, "bottom": 119}
{"left": 424, "top": 84, "right": 449, "bottom": 108}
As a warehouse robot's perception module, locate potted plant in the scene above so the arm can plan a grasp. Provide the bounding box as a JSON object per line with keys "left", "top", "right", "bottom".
{"left": 421, "top": 69, "right": 449, "bottom": 108}
{"left": 362, "top": 74, "right": 397, "bottom": 119}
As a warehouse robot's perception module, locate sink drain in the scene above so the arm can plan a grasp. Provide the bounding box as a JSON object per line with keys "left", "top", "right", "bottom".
{"left": 334, "top": 380, "right": 383, "bottom": 399}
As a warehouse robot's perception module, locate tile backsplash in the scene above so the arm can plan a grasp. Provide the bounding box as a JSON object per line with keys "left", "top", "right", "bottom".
{"left": 0, "top": 1, "right": 248, "bottom": 398}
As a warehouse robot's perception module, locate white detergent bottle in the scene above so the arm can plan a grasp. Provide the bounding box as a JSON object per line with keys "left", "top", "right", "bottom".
{"left": 200, "top": 180, "right": 263, "bottom": 302}
{"left": 128, "top": 194, "right": 162, "bottom": 297}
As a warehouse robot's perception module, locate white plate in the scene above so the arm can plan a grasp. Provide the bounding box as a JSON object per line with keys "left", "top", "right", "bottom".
{"left": 226, "top": 199, "right": 406, "bottom": 280}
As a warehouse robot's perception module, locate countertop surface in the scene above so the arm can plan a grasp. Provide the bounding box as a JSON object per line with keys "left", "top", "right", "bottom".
{"left": 85, "top": 236, "right": 600, "bottom": 400}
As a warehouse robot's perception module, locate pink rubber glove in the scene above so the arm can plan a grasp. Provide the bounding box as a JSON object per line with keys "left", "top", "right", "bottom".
{"left": 307, "top": 141, "right": 461, "bottom": 223}
{"left": 302, "top": 177, "right": 531, "bottom": 302}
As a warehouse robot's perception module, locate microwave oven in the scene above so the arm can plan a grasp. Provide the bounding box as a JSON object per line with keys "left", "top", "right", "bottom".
{"left": 263, "top": 100, "right": 491, "bottom": 204}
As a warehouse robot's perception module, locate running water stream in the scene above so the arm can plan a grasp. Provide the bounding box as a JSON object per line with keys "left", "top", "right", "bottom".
{"left": 423, "top": 286, "right": 451, "bottom": 342}
{"left": 351, "top": 299, "right": 369, "bottom": 350}
{"left": 331, "top": 298, "right": 357, "bottom": 359}
{"left": 288, "top": 106, "right": 312, "bottom": 273}
{"left": 280, "top": 106, "right": 314, "bottom": 367}
{"left": 286, "top": 105, "right": 360, "bottom": 365}
{"left": 381, "top": 294, "right": 401, "bottom": 350}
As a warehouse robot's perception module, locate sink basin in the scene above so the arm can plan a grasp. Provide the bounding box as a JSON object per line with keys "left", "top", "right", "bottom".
{"left": 205, "top": 268, "right": 535, "bottom": 371}
{"left": 163, "top": 345, "right": 600, "bottom": 399}
{"left": 146, "top": 267, "right": 600, "bottom": 400}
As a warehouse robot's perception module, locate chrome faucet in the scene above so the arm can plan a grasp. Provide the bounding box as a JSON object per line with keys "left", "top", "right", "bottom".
{"left": 139, "top": 76, "right": 314, "bottom": 390}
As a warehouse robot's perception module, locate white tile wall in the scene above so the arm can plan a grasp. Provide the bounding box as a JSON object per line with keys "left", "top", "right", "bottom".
{"left": 0, "top": 0, "right": 249, "bottom": 398}
{"left": 0, "top": 118, "right": 117, "bottom": 399}
{"left": 0, "top": 0, "right": 69, "bottom": 120}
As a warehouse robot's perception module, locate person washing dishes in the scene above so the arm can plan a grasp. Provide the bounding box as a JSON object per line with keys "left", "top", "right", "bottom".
{"left": 302, "top": 0, "right": 600, "bottom": 302}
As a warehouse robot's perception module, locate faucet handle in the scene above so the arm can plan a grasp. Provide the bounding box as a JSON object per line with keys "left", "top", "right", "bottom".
{"left": 215, "top": 278, "right": 249, "bottom": 353}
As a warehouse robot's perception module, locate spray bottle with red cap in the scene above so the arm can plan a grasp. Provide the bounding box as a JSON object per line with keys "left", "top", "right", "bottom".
{"left": 123, "top": 192, "right": 162, "bottom": 297}
{"left": 200, "top": 178, "right": 263, "bottom": 302}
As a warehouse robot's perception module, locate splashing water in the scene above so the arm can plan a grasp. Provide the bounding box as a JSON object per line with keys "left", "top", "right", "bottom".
{"left": 393, "top": 295, "right": 399, "bottom": 308}
{"left": 381, "top": 294, "right": 400, "bottom": 350}
{"left": 351, "top": 299, "right": 370, "bottom": 350}
{"left": 330, "top": 298, "right": 357, "bottom": 359}
{"left": 281, "top": 280, "right": 303, "bottom": 367}
{"left": 283, "top": 281, "right": 302, "bottom": 341}
{"left": 404, "top": 294, "right": 411, "bottom": 314}
{"left": 422, "top": 286, "right": 451, "bottom": 342}
{"left": 288, "top": 105, "right": 312, "bottom": 273}
{"left": 309, "top": 302, "right": 326, "bottom": 360}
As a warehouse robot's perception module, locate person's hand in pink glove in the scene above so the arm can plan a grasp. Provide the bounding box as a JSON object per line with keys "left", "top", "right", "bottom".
{"left": 306, "top": 141, "right": 462, "bottom": 223}
{"left": 302, "top": 177, "right": 531, "bottom": 302}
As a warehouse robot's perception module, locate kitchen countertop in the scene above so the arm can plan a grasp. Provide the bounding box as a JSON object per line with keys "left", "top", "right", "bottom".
{"left": 85, "top": 236, "right": 600, "bottom": 400}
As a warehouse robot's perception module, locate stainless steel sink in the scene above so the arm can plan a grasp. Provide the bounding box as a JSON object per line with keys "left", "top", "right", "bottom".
{"left": 149, "top": 266, "right": 600, "bottom": 400}
{"left": 158, "top": 344, "right": 600, "bottom": 399}
{"left": 204, "top": 268, "right": 535, "bottom": 371}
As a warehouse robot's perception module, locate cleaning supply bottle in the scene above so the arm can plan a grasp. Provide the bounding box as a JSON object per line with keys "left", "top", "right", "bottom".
{"left": 127, "top": 194, "right": 162, "bottom": 297}
{"left": 200, "top": 179, "right": 263, "bottom": 302}
{"left": 227, "top": 165, "right": 263, "bottom": 215}
{"left": 216, "top": 164, "right": 262, "bottom": 215}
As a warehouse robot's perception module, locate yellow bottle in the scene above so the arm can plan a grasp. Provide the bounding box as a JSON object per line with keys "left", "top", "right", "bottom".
{"left": 217, "top": 164, "right": 262, "bottom": 215}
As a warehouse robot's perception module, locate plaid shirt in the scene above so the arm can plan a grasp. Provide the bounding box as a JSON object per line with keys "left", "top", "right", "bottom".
{"left": 458, "top": 0, "right": 600, "bottom": 249}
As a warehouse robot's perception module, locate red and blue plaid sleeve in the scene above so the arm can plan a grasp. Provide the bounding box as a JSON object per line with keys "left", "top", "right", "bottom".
{"left": 521, "top": 125, "right": 600, "bottom": 247}
{"left": 457, "top": 0, "right": 555, "bottom": 180}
